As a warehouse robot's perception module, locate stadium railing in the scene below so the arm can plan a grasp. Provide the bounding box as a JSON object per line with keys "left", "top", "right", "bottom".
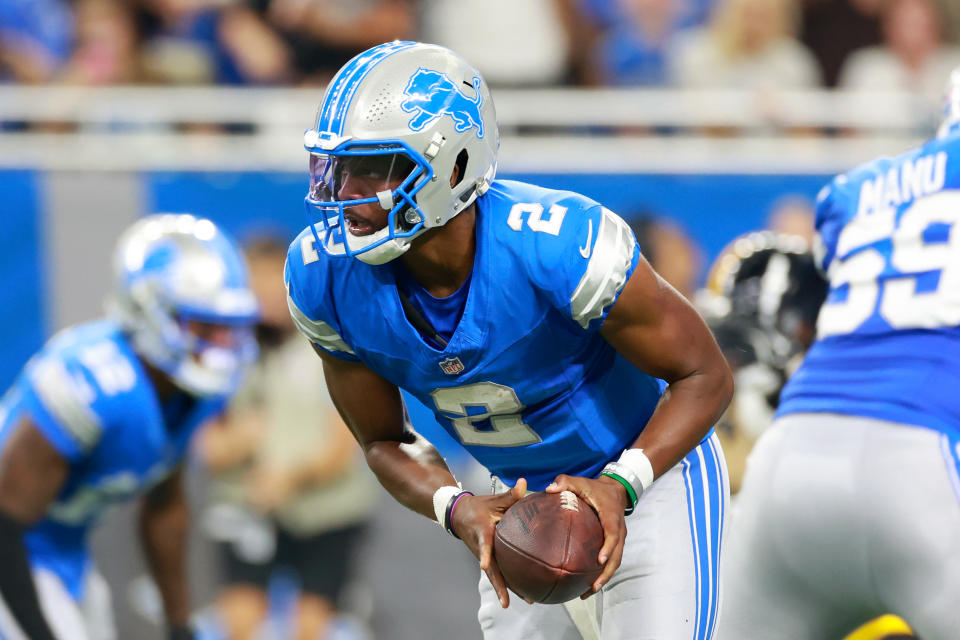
{"left": 0, "top": 86, "right": 930, "bottom": 173}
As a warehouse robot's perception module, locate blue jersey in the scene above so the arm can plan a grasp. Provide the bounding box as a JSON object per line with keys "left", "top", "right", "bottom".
{"left": 779, "top": 132, "right": 960, "bottom": 435}
{"left": 0, "top": 321, "right": 226, "bottom": 599}
{"left": 286, "top": 179, "right": 667, "bottom": 490}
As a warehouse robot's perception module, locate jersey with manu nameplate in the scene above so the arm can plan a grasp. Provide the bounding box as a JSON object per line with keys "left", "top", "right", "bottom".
{"left": 779, "top": 131, "right": 960, "bottom": 436}
{"left": 286, "top": 179, "right": 667, "bottom": 490}
{"left": 0, "top": 320, "right": 227, "bottom": 599}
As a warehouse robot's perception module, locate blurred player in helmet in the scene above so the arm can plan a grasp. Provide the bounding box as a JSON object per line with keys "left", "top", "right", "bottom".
{"left": 699, "top": 231, "right": 827, "bottom": 492}
{"left": 0, "top": 214, "right": 259, "bottom": 640}
{"left": 717, "top": 68, "right": 960, "bottom": 640}
{"left": 285, "top": 41, "right": 733, "bottom": 639}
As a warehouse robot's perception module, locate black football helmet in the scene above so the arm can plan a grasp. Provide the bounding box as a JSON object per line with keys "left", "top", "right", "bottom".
{"left": 701, "top": 231, "right": 828, "bottom": 410}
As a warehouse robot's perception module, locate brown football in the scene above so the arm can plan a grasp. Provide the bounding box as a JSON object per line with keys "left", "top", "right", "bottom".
{"left": 493, "top": 490, "right": 604, "bottom": 604}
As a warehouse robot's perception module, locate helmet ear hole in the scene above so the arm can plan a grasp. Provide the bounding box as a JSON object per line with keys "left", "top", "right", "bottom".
{"left": 451, "top": 148, "right": 469, "bottom": 188}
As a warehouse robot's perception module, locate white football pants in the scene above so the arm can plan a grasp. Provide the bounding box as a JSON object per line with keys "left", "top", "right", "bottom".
{"left": 479, "top": 434, "right": 729, "bottom": 640}
{"left": 0, "top": 567, "right": 116, "bottom": 640}
{"left": 717, "top": 413, "right": 960, "bottom": 640}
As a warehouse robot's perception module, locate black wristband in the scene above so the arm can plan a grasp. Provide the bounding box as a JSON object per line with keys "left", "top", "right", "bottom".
{"left": 443, "top": 490, "right": 473, "bottom": 539}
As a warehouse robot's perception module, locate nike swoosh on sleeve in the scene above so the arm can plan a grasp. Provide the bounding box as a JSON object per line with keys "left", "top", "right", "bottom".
{"left": 579, "top": 219, "right": 593, "bottom": 259}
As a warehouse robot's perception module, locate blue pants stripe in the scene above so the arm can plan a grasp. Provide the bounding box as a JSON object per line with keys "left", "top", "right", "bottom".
{"left": 681, "top": 435, "right": 725, "bottom": 640}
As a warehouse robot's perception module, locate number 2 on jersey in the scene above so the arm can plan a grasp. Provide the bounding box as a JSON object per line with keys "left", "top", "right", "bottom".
{"left": 430, "top": 382, "right": 542, "bottom": 447}
{"left": 818, "top": 191, "right": 960, "bottom": 337}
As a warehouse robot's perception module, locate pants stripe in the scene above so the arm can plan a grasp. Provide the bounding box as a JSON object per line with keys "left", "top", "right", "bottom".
{"left": 681, "top": 455, "right": 702, "bottom": 640}
{"left": 939, "top": 433, "right": 960, "bottom": 507}
{"left": 682, "top": 435, "right": 725, "bottom": 640}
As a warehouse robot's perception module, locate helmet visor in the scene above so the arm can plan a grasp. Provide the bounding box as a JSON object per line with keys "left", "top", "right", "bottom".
{"left": 307, "top": 149, "right": 418, "bottom": 207}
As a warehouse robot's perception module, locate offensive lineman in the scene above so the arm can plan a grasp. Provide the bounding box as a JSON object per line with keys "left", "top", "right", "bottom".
{"left": 285, "top": 42, "right": 733, "bottom": 639}
{"left": 0, "top": 214, "right": 259, "bottom": 640}
{"left": 717, "top": 69, "right": 960, "bottom": 639}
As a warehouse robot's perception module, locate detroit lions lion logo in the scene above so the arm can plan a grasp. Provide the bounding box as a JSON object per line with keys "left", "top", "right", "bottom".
{"left": 400, "top": 68, "right": 485, "bottom": 138}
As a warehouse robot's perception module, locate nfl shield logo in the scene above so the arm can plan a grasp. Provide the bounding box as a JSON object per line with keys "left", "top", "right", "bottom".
{"left": 439, "top": 357, "right": 465, "bottom": 376}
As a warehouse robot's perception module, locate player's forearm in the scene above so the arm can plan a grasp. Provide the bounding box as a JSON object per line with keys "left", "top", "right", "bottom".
{"left": 139, "top": 486, "right": 191, "bottom": 626}
{"left": 139, "top": 502, "right": 191, "bottom": 625}
{"left": 364, "top": 439, "right": 457, "bottom": 520}
{"left": 631, "top": 366, "right": 733, "bottom": 478}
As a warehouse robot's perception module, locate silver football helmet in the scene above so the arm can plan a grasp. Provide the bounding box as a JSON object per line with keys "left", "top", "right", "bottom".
{"left": 302, "top": 41, "right": 500, "bottom": 265}
{"left": 938, "top": 66, "right": 960, "bottom": 138}
{"left": 106, "top": 214, "right": 259, "bottom": 396}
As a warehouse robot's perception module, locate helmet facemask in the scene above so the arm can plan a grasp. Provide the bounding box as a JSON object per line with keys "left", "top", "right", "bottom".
{"left": 304, "top": 140, "right": 434, "bottom": 265}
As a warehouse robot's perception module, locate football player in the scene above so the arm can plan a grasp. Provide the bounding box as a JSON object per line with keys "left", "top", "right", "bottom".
{"left": 717, "top": 68, "right": 960, "bottom": 639}
{"left": 699, "top": 231, "right": 827, "bottom": 492}
{"left": 0, "top": 214, "right": 259, "bottom": 640}
{"left": 285, "top": 42, "right": 733, "bottom": 639}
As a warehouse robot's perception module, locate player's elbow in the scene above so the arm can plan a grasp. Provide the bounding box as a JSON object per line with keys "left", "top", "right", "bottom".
{"left": 714, "top": 357, "right": 735, "bottom": 415}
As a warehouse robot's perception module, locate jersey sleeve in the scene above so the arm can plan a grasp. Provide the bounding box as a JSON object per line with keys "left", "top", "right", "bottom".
{"left": 812, "top": 176, "right": 847, "bottom": 273}
{"left": 284, "top": 230, "right": 361, "bottom": 362}
{"left": 524, "top": 199, "right": 640, "bottom": 331}
{"left": 19, "top": 341, "right": 141, "bottom": 462}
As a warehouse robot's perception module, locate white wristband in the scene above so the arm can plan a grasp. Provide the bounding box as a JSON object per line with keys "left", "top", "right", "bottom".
{"left": 432, "top": 485, "right": 461, "bottom": 529}
{"left": 619, "top": 448, "right": 655, "bottom": 493}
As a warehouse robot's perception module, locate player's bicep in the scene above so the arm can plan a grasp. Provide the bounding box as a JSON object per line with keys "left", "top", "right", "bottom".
{"left": 313, "top": 346, "right": 407, "bottom": 449}
{"left": 0, "top": 417, "right": 69, "bottom": 524}
{"left": 600, "top": 256, "right": 725, "bottom": 383}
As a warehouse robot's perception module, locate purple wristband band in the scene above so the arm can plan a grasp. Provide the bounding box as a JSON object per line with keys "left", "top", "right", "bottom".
{"left": 445, "top": 490, "right": 474, "bottom": 539}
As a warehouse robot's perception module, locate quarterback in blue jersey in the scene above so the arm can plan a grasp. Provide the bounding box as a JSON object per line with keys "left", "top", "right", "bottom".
{"left": 718, "top": 70, "right": 960, "bottom": 640}
{"left": 0, "top": 214, "right": 259, "bottom": 640}
{"left": 284, "top": 42, "right": 733, "bottom": 639}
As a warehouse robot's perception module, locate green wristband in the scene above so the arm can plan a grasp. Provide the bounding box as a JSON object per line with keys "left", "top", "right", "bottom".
{"left": 600, "top": 471, "right": 639, "bottom": 515}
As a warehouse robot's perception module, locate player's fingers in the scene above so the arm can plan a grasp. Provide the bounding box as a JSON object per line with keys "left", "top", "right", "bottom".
{"left": 510, "top": 477, "right": 527, "bottom": 501}
{"left": 478, "top": 532, "right": 493, "bottom": 571}
{"left": 592, "top": 531, "right": 626, "bottom": 592}
{"left": 593, "top": 504, "right": 625, "bottom": 565}
{"left": 545, "top": 473, "right": 575, "bottom": 493}
{"left": 484, "top": 557, "right": 511, "bottom": 608}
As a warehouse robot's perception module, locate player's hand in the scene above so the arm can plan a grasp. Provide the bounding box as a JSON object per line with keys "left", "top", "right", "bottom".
{"left": 546, "top": 474, "right": 628, "bottom": 597}
{"left": 450, "top": 477, "right": 528, "bottom": 609}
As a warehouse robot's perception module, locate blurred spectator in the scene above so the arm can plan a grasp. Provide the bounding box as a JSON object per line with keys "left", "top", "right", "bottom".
{"left": 421, "top": 0, "right": 572, "bottom": 86}
{"left": 838, "top": 0, "right": 960, "bottom": 102}
{"left": 670, "top": 0, "right": 821, "bottom": 90}
{"left": 935, "top": 0, "right": 960, "bottom": 44}
{"left": 0, "top": 0, "right": 73, "bottom": 83}
{"left": 137, "top": 0, "right": 290, "bottom": 85}
{"left": 766, "top": 193, "right": 815, "bottom": 242}
{"left": 61, "top": 0, "right": 146, "bottom": 85}
{"left": 630, "top": 215, "right": 704, "bottom": 298}
{"left": 198, "top": 237, "right": 378, "bottom": 640}
{"left": 586, "top": 0, "right": 701, "bottom": 86}
{"left": 258, "top": 0, "right": 414, "bottom": 85}
{"left": 799, "top": 0, "right": 883, "bottom": 87}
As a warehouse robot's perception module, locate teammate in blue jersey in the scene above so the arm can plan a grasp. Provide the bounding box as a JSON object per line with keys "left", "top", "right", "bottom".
{"left": 717, "top": 69, "right": 960, "bottom": 640}
{"left": 284, "top": 41, "right": 733, "bottom": 639}
{"left": 0, "top": 214, "right": 259, "bottom": 640}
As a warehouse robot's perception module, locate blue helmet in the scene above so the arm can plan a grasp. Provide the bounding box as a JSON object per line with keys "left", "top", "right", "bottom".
{"left": 302, "top": 41, "right": 500, "bottom": 265}
{"left": 938, "top": 66, "right": 960, "bottom": 138}
{"left": 107, "top": 214, "right": 259, "bottom": 396}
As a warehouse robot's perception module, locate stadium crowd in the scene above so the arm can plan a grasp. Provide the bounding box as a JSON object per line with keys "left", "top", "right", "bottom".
{"left": 2, "top": 0, "right": 959, "bottom": 94}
